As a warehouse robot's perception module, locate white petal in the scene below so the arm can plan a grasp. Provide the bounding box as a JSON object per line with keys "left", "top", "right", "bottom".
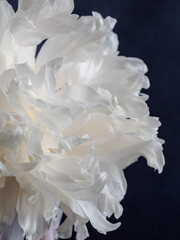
{"left": 0, "top": 0, "right": 14, "bottom": 37}
{"left": 100, "top": 161, "right": 127, "bottom": 201}
{"left": 141, "top": 140, "right": 165, "bottom": 173}
{"left": 0, "top": 89, "right": 14, "bottom": 112}
{"left": 78, "top": 201, "right": 120, "bottom": 234}
{"left": 0, "top": 51, "right": 6, "bottom": 74}
{"left": 56, "top": 84, "right": 109, "bottom": 108}
{"left": 10, "top": 11, "right": 48, "bottom": 46}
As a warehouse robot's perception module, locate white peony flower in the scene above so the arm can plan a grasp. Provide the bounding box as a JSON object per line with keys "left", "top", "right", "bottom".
{"left": 0, "top": 0, "right": 165, "bottom": 240}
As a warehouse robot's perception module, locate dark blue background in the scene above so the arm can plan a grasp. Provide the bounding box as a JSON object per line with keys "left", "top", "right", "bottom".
{"left": 7, "top": 0, "right": 180, "bottom": 239}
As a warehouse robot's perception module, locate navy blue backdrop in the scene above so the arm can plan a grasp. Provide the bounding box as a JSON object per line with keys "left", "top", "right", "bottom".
{"left": 7, "top": 0, "right": 180, "bottom": 239}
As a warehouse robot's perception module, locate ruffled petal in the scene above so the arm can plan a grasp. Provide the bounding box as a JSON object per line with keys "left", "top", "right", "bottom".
{"left": 0, "top": 1, "right": 164, "bottom": 240}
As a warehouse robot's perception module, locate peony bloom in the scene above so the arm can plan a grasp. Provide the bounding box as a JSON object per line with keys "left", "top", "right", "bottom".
{"left": 0, "top": 0, "right": 165, "bottom": 240}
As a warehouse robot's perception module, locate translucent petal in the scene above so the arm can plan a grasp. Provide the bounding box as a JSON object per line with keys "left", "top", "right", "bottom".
{"left": 1, "top": 213, "right": 24, "bottom": 240}
{"left": 0, "top": 177, "right": 18, "bottom": 233}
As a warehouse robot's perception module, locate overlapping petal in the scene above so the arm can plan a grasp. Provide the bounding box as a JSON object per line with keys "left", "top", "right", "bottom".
{"left": 0, "top": 0, "right": 164, "bottom": 240}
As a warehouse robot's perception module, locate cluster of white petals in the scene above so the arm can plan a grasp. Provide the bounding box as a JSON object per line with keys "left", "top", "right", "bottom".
{"left": 0, "top": 0, "right": 164, "bottom": 239}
